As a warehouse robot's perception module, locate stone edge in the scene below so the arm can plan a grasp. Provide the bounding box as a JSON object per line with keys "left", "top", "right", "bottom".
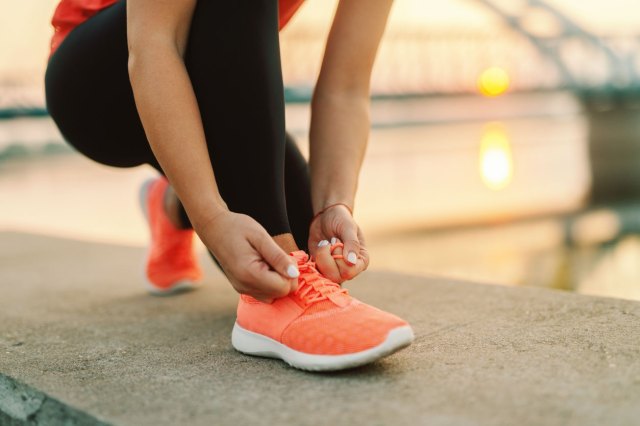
{"left": 0, "top": 373, "right": 110, "bottom": 426}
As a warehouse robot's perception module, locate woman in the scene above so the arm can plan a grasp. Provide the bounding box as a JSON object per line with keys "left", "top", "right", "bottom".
{"left": 44, "top": 0, "right": 414, "bottom": 371}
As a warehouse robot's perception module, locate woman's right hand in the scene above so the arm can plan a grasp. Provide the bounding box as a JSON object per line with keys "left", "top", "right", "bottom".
{"left": 195, "top": 210, "right": 300, "bottom": 303}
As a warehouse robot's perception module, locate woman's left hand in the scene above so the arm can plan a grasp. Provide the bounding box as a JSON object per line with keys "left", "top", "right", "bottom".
{"left": 307, "top": 204, "right": 370, "bottom": 284}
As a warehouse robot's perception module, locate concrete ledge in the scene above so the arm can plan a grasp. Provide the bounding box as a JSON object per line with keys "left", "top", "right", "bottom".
{"left": 1, "top": 231, "right": 640, "bottom": 425}
{"left": 0, "top": 373, "right": 108, "bottom": 425}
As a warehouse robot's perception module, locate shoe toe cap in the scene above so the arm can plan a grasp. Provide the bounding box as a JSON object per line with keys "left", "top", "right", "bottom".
{"left": 281, "top": 301, "right": 409, "bottom": 355}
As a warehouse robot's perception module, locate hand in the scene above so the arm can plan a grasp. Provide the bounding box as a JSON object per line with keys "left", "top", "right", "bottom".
{"left": 196, "top": 210, "right": 300, "bottom": 303}
{"left": 307, "top": 204, "right": 370, "bottom": 284}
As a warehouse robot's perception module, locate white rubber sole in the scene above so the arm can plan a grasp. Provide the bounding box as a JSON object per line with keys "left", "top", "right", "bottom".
{"left": 138, "top": 177, "right": 201, "bottom": 296}
{"left": 231, "top": 322, "right": 415, "bottom": 372}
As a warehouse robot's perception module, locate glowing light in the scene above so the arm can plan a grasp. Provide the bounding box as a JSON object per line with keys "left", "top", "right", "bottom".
{"left": 479, "top": 123, "right": 513, "bottom": 190}
{"left": 478, "top": 66, "right": 510, "bottom": 97}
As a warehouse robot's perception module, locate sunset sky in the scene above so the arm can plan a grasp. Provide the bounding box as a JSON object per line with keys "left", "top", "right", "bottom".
{"left": 0, "top": 0, "right": 638, "bottom": 85}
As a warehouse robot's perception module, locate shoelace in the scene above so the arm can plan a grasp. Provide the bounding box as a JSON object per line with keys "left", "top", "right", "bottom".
{"left": 293, "top": 256, "right": 349, "bottom": 305}
{"left": 320, "top": 241, "right": 364, "bottom": 263}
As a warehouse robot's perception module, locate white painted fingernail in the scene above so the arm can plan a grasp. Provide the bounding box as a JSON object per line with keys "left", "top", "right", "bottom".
{"left": 330, "top": 237, "right": 337, "bottom": 245}
{"left": 318, "top": 240, "right": 329, "bottom": 247}
{"left": 287, "top": 264, "right": 300, "bottom": 278}
{"left": 347, "top": 251, "right": 357, "bottom": 264}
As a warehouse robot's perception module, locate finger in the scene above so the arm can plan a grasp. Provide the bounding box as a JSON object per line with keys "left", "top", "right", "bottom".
{"left": 356, "top": 227, "right": 370, "bottom": 270}
{"left": 314, "top": 239, "right": 343, "bottom": 283}
{"left": 248, "top": 229, "right": 300, "bottom": 280}
{"left": 243, "top": 276, "right": 296, "bottom": 304}
{"left": 251, "top": 294, "right": 274, "bottom": 304}
{"left": 339, "top": 225, "right": 361, "bottom": 266}
{"left": 233, "top": 268, "right": 283, "bottom": 304}
{"left": 307, "top": 234, "right": 320, "bottom": 257}
{"left": 247, "top": 288, "right": 281, "bottom": 304}
{"left": 328, "top": 237, "right": 343, "bottom": 260}
{"left": 358, "top": 247, "right": 370, "bottom": 271}
{"left": 330, "top": 239, "right": 363, "bottom": 281}
{"left": 329, "top": 236, "right": 364, "bottom": 281}
{"left": 246, "top": 231, "right": 299, "bottom": 298}
{"left": 336, "top": 256, "right": 366, "bottom": 281}
{"left": 247, "top": 263, "right": 297, "bottom": 299}
{"left": 332, "top": 245, "right": 366, "bottom": 281}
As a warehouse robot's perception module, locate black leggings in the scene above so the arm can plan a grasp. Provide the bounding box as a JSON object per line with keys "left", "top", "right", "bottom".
{"left": 44, "top": 0, "right": 314, "bottom": 256}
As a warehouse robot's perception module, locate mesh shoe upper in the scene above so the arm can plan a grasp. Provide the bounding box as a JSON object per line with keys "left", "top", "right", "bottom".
{"left": 236, "top": 249, "right": 408, "bottom": 355}
{"left": 144, "top": 176, "right": 202, "bottom": 288}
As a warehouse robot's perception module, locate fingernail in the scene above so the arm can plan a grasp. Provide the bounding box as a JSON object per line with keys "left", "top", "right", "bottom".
{"left": 330, "top": 237, "right": 337, "bottom": 245}
{"left": 347, "top": 251, "right": 357, "bottom": 264}
{"left": 287, "top": 264, "right": 300, "bottom": 278}
{"left": 318, "top": 240, "right": 329, "bottom": 247}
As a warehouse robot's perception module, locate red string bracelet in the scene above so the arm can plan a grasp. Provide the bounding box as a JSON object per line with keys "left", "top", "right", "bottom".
{"left": 310, "top": 202, "right": 353, "bottom": 226}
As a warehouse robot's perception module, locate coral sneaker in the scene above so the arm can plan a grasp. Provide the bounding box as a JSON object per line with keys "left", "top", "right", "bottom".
{"left": 139, "top": 176, "right": 203, "bottom": 295}
{"left": 231, "top": 249, "right": 414, "bottom": 371}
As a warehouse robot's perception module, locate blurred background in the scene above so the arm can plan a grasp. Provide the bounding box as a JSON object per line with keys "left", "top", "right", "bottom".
{"left": 1, "top": 0, "right": 639, "bottom": 300}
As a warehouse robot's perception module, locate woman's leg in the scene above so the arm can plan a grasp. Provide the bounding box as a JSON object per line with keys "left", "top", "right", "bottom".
{"left": 283, "top": 133, "right": 314, "bottom": 251}
{"left": 44, "top": 0, "right": 313, "bottom": 262}
{"left": 164, "top": 132, "right": 313, "bottom": 253}
{"left": 167, "top": 0, "right": 314, "bottom": 251}
{"left": 183, "top": 0, "right": 291, "bottom": 237}
{"left": 44, "top": 1, "right": 150, "bottom": 169}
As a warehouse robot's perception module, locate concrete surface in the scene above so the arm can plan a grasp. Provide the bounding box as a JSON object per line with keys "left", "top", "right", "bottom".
{"left": 1, "top": 231, "right": 639, "bottom": 426}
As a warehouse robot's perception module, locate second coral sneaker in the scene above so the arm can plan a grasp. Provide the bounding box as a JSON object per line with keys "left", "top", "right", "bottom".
{"left": 231, "top": 249, "right": 414, "bottom": 371}
{"left": 139, "top": 176, "right": 203, "bottom": 295}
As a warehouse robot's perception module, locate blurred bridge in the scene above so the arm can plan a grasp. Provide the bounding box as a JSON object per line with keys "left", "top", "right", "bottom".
{"left": 279, "top": 0, "right": 640, "bottom": 98}
{"left": 2, "top": 0, "right": 640, "bottom": 202}
{"left": 284, "top": 0, "right": 640, "bottom": 202}
{"left": 2, "top": 0, "right": 640, "bottom": 111}
{"left": 476, "top": 0, "right": 640, "bottom": 95}
{"left": 474, "top": 0, "right": 640, "bottom": 202}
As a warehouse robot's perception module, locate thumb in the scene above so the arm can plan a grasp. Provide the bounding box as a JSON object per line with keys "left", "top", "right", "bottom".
{"left": 249, "top": 230, "right": 300, "bottom": 283}
{"left": 340, "top": 224, "right": 361, "bottom": 266}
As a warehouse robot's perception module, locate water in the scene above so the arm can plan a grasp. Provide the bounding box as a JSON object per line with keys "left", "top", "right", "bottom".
{"left": 1, "top": 91, "right": 638, "bottom": 301}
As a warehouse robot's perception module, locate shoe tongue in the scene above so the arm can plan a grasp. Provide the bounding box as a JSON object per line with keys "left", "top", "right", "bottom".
{"left": 287, "top": 250, "right": 351, "bottom": 308}
{"left": 326, "top": 290, "right": 350, "bottom": 307}
{"left": 289, "top": 250, "right": 310, "bottom": 265}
